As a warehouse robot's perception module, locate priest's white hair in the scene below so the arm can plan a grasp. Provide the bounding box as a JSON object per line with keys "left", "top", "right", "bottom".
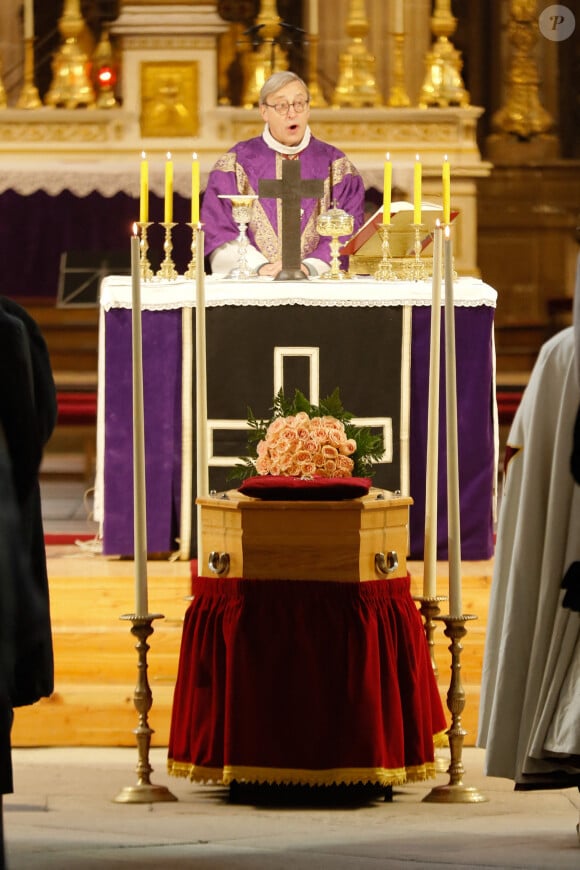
{"left": 259, "top": 71, "right": 310, "bottom": 105}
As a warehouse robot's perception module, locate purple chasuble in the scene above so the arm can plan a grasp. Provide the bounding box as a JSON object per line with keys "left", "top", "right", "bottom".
{"left": 201, "top": 134, "right": 365, "bottom": 266}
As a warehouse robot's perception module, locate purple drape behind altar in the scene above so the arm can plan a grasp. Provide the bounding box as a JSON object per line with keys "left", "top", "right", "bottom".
{"left": 409, "top": 306, "right": 495, "bottom": 561}
{"left": 102, "top": 309, "right": 183, "bottom": 555}
{"left": 0, "top": 190, "right": 192, "bottom": 299}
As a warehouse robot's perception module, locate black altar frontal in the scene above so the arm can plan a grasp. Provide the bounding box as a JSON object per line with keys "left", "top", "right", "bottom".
{"left": 95, "top": 275, "right": 497, "bottom": 561}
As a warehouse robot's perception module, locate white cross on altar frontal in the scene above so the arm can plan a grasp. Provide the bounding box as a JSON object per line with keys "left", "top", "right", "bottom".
{"left": 207, "top": 345, "right": 393, "bottom": 472}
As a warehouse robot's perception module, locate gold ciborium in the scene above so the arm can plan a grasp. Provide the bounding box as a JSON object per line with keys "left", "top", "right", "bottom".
{"left": 218, "top": 194, "right": 258, "bottom": 279}
{"left": 316, "top": 205, "right": 354, "bottom": 280}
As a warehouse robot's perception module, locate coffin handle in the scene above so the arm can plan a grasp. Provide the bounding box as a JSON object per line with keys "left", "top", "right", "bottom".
{"left": 208, "top": 551, "right": 230, "bottom": 576}
{"left": 375, "top": 551, "right": 398, "bottom": 575}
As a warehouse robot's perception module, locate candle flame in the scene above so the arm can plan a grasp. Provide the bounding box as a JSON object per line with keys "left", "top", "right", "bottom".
{"left": 386, "top": 151, "right": 390, "bottom": 160}
{"left": 193, "top": 151, "right": 198, "bottom": 160}
{"left": 435, "top": 218, "right": 441, "bottom": 227}
{"left": 166, "top": 151, "right": 172, "bottom": 160}
{"left": 141, "top": 150, "right": 146, "bottom": 160}
{"left": 132, "top": 221, "right": 139, "bottom": 236}
{"left": 415, "top": 153, "right": 420, "bottom": 162}
{"left": 444, "top": 224, "right": 451, "bottom": 239}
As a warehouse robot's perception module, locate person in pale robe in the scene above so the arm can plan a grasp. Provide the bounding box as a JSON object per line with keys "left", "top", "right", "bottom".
{"left": 477, "top": 254, "right": 580, "bottom": 842}
{"left": 201, "top": 71, "right": 366, "bottom": 278}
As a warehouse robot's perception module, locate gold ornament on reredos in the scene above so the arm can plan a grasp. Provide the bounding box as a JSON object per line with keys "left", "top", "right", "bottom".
{"left": 140, "top": 61, "right": 199, "bottom": 138}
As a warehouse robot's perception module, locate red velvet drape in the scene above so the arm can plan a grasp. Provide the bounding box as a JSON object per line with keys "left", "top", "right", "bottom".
{"left": 168, "top": 575, "right": 447, "bottom": 786}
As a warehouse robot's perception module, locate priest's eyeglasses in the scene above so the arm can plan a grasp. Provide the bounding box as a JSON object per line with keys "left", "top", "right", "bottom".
{"left": 263, "top": 98, "right": 309, "bottom": 116}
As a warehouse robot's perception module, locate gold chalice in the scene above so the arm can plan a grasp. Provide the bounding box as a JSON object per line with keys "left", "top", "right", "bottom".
{"left": 316, "top": 205, "right": 354, "bottom": 280}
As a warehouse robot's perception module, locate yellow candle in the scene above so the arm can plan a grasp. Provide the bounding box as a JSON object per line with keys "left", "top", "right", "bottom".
{"left": 413, "top": 154, "right": 422, "bottom": 225}
{"left": 382, "top": 152, "right": 392, "bottom": 225}
{"left": 191, "top": 152, "right": 200, "bottom": 224}
{"left": 139, "top": 151, "right": 148, "bottom": 223}
{"left": 164, "top": 151, "right": 173, "bottom": 223}
{"left": 442, "top": 154, "right": 451, "bottom": 225}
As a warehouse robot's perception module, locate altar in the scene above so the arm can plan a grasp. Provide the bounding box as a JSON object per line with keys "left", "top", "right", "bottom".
{"left": 95, "top": 274, "right": 497, "bottom": 561}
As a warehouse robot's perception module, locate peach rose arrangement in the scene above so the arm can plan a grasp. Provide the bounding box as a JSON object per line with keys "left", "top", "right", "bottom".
{"left": 230, "top": 388, "right": 384, "bottom": 481}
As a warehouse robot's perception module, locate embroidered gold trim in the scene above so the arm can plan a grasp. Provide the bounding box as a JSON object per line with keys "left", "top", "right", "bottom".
{"left": 168, "top": 759, "right": 438, "bottom": 786}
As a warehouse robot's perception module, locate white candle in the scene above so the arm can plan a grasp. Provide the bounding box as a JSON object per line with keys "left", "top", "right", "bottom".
{"left": 444, "top": 225, "right": 462, "bottom": 617}
{"left": 308, "top": 0, "right": 319, "bottom": 35}
{"left": 24, "top": 0, "right": 34, "bottom": 40}
{"left": 423, "top": 221, "right": 443, "bottom": 599}
{"left": 393, "top": 0, "right": 404, "bottom": 33}
{"left": 195, "top": 227, "right": 209, "bottom": 562}
{"left": 130, "top": 224, "right": 148, "bottom": 618}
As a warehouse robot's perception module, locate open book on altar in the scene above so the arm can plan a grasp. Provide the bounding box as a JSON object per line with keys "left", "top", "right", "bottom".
{"left": 341, "top": 201, "right": 460, "bottom": 275}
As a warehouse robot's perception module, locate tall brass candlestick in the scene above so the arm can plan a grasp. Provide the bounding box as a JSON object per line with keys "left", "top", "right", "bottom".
{"left": 130, "top": 228, "right": 148, "bottom": 618}
{"left": 16, "top": 37, "right": 41, "bottom": 109}
{"left": 444, "top": 226, "right": 462, "bottom": 617}
{"left": 423, "top": 614, "right": 486, "bottom": 803}
{"left": 114, "top": 228, "right": 177, "bottom": 805}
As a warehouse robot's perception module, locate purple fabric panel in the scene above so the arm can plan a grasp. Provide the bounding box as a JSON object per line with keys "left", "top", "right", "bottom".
{"left": 201, "top": 136, "right": 365, "bottom": 265}
{"left": 409, "top": 305, "right": 495, "bottom": 560}
{"left": 0, "top": 190, "right": 191, "bottom": 299}
{"left": 102, "top": 308, "right": 183, "bottom": 555}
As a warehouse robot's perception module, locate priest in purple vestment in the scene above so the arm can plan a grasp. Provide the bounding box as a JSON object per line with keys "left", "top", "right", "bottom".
{"left": 201, "top": 71, "right": 366, "bottom": 278}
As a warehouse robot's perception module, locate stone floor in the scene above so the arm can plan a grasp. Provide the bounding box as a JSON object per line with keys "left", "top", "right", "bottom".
{"left": 3, "top": 747, "right": 579, "bottom": 869}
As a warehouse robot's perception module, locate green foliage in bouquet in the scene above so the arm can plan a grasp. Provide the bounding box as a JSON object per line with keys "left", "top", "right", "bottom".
{"left": 229, "top": 388, "right": 384, "bottom": 481}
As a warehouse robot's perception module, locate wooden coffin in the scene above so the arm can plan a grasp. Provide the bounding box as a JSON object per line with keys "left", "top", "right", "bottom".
{"left": 197, "top": 488, "right": 413, "bottom": 582}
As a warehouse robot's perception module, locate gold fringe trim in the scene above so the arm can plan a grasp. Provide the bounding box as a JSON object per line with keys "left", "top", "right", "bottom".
{"left": 433, "top": 730, "right": 449, "bottom": 749}
{"left": 167, "top": 759, "right": 438, "bottom": 787}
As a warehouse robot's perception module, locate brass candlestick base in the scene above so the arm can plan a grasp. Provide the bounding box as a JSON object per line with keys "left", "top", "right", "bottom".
{"left": 374, "top": 224, "right": 395, "bottom": 280}
{"left": 45, "top": 0, "right": 95, "bottom": 108}
{"left": 410, "top": 223, "right": 428, "bottom": 281}
{"left": 307, "top": 34, "right": 327, "bottom": 107}
{"left": 156, "top": 223, "right": 178, "bottom": 280}
{"left": 388, "top": 33, "right": 410, "bottom": 107}
{"left": 184, "top": 222, "right": 202, "bottom": 279}
{"left": 114, "top": 614, "right": 177, "bottom": 804}
{"left": 137, "top": 222, "right": 153, "bottom": 281}
{"left": 317, "top": 206, "right": 354, "bottom": 280}
{"left": 17, "top": 38, "right": 41, "bottom": 109}
{"left": 423, "top": 614, "right": 487, "bottom": 803}
{"left": 419, "top": 1, "right": 470, "bottom": 108}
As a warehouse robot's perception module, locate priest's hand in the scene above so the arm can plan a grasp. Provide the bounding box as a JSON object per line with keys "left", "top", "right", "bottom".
{"left": 257, "top": 260, "right": 282, "bottom": 277}
{"left": 258, "top": 260, "right": 310, "bottom": 277}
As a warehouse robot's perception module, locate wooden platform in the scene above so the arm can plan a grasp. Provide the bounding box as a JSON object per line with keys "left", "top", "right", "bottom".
{"left": 10, "top": 550, "right": 493, "bottom": 749}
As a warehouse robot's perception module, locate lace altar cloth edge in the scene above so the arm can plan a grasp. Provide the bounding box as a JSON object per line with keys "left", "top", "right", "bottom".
{"left": 100, "top": 275, "right": 497, "bottom": 311}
